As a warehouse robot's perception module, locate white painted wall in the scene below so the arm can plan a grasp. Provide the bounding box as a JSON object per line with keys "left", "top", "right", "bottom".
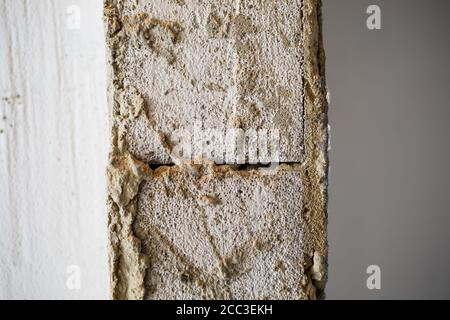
{"left": 0, "top": 0, "right": 109, "bottom": 299}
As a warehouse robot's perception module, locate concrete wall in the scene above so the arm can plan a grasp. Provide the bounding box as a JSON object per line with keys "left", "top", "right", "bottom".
{"left": 105, "top": 0, "right": 328, "bottom": 300}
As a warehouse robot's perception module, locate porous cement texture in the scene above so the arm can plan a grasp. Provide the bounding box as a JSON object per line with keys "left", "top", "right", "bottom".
{"left": 137, "top": 164, "right": 305, "bottom": 299}
{"left": 110, "top": 0, "right": 304, "bottom": 164}
{"left": 105, "top": 0, "right": 328, "bottom": 300}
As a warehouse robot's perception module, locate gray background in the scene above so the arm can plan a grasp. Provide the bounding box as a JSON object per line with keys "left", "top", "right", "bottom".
{"left": 323, "top": 0, "right": 450, "bottom": 299}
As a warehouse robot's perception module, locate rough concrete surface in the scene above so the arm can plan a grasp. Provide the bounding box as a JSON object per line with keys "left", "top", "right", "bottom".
{"left": 105, "top": 0, "right": 328, "bottom": 300}
{"left": 113, "top": 0, "right": 304, "bottom": 164}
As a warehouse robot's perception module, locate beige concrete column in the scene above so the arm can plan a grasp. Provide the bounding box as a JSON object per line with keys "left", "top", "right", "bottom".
{"left": 105, "top": 0, "right": 328, "bottom": 300}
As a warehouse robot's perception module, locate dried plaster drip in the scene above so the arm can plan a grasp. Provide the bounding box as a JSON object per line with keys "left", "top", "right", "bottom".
{"left": 121, "top": 12, "right": 192, "bottom": 83}
{"left": 122, "top": 13, "right": 183, "bottom": 66}
{"left": 104, "top": 0, "right": 151, "bottom": 300}
{"left": 107, "top": 153, "right": 149, "bottom": 299}
{"left": 299, "top": 0, "right": 329, "bottom": 299}
{"left": 116, "top": 86, "right": 175, "bottom": 162}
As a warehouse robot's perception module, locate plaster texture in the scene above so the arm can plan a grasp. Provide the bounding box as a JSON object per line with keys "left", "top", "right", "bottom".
{"left": 105, "top": 0, "right": 328, "bottom": 300}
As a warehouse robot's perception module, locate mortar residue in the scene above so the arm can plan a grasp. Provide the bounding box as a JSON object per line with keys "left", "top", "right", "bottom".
{"left": 104, "top": 0, "right": 328, "bottom": 300}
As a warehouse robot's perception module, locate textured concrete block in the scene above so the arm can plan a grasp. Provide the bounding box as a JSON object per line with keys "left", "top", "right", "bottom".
{"left": 106, "top": 0, "right": 328, "bottom": 300}
{"left": 135, "top": 164, "right": 307, "bottom": 299}
{"left": 110, "top": 0, "right": 304, "bottom": 164}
